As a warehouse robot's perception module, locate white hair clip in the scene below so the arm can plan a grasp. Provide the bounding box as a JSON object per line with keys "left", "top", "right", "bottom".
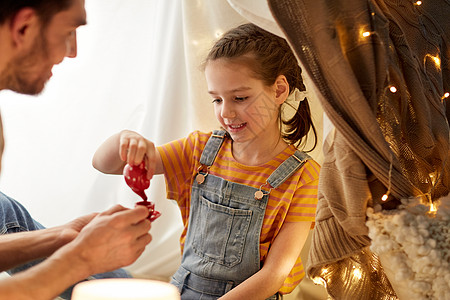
{"left": 286, "top": 88, "right": 306, "bottom": 103}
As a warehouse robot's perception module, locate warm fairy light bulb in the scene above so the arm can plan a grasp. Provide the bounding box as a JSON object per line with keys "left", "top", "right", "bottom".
{"left": 353, "top": 267, "right": 362, "bottom": 279}
{"left": 429, "top": 202, "right": 437, "bottom": 213}
{"left": 381, "top": 194, "right": 388, "bottom": 201}
{"left": 425, "top": 54, "right": 441, "bottom": 69}
{"left": 442, "top": 92, "right": 449, "bottom": 100}
{"left": 362, "top": 31, "right": 371, "bottom": 37}
{"left": 389, "top": 86, "right": 397, "bottom": 93}
{"left": 415, "top": 1, "right": 422, "bottom": 5}
{"left": 312, "top": 276, "right": 327, "bottom": 286}
{"left": 429, "top": 172, "right": 436, "bottom": 185}
{"left": 431, "top": 56, "right": 440, "bottom": 66}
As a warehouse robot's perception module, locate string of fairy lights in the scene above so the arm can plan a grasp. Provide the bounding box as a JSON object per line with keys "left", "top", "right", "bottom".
{"left": 310, "top": 1, "right": 449, "bottom": 295}
{"left": 361, "top": 0, "right": 449, "bottom": 213}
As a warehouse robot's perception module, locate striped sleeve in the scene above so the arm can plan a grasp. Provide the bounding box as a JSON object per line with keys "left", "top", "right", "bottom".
{"left": 285, "top": 159, "right": 320, "bottom": 223}
{"left": 156, "top": 131, "right": 210, "bottom": 203}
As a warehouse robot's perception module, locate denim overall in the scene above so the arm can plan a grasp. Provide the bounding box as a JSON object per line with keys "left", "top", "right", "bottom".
{"left": 171, "top": 130, "right": 310, "bottom": 299}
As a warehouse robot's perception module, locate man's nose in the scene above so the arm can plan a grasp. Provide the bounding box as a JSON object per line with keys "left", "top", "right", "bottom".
{"left": 65, "top": 31, "right": 77, "bottom": 58}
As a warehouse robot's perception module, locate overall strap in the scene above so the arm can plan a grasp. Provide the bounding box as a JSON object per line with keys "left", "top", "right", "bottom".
{"left": 199, "top": 130, "right": 227, "bottom": 166}
{"left": 267, "top": 150, "right": 311, "bottom": 189}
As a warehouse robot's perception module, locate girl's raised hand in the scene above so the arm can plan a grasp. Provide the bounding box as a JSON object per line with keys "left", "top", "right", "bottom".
{"left": 118, "top": 130, "right": 156, "bottom": 180}
{"left": 93, "top": 130, "right": 163, "bottom": 178}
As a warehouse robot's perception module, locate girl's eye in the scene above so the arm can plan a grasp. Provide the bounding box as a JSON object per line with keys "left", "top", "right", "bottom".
{"left": 235, "top": 97, "right": 248, "bottom": 102}
{"left": 212, "top": 98, "right": 222, "bottom": 104}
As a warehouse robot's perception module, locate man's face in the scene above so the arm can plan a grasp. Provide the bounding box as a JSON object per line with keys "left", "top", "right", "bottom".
{"left": 3, "top": 0, "right": 86, "bottom": 95}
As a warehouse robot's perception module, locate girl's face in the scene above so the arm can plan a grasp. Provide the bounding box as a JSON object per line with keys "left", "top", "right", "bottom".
{"left": 205, "top": 59, "right": 283, "bottom": 145}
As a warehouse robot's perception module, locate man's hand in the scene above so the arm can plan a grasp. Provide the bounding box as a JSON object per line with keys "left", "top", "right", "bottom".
{"left": 66, "top": 204, "right": 152, "bottom": 276}
{"left": 57, "top": 212, "right": 98, "bottom": 246}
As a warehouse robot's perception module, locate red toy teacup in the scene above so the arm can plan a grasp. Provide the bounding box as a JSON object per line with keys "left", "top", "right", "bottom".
{"left": 135, "top": 200, "right": 161, "bottom": 222}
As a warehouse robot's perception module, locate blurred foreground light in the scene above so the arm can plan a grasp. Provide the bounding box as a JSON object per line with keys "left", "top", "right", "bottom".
{"left": 72, "top": 279, "right": 180, "bottom": 300}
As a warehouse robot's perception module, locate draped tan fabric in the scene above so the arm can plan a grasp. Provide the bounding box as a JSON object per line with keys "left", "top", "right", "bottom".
{"left": 268, "top": 0, "right": 450, "bottom": 298}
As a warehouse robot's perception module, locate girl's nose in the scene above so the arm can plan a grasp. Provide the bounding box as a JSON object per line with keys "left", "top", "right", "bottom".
{"left": 221, "top": 102, "right": 236, "bottom": 119}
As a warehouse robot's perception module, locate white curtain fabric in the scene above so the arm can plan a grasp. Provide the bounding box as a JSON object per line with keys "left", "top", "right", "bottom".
{"left": 0, "top": 0, "right": 325, "bottom": 297}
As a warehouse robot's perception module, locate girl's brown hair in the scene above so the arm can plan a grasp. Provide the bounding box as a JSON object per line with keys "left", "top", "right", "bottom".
{"left": 205, "top": 23, "right": 317, "bottom": 150}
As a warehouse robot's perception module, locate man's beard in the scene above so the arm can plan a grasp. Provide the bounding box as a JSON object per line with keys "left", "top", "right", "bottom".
{"left": 0, "top": 30, "right": 51, "bottom": 95}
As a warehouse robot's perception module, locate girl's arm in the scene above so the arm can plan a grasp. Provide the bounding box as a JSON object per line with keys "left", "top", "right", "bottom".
{"left": 92, "top": 130, "right": 164, "bottom": 179}
{"left": 219, "top": 221, "right": 312, "bottom": 300}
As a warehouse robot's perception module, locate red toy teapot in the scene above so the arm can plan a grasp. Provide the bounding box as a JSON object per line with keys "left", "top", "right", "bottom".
{"left": 123, "top": 161, "right": 161, "bottom": 222}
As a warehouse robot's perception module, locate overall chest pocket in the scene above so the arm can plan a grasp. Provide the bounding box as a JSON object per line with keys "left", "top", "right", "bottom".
{"left": 192, "top": 194, "right": 252, "bottom": 268}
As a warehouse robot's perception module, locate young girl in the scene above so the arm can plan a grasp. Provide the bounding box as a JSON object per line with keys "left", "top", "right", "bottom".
{"left": 92, "top": 23, "right": 320, "bottom": 299}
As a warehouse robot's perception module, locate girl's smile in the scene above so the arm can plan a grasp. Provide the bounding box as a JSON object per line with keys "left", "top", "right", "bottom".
{"left": 226, "top": 122, "right": 247, "bottom": 132}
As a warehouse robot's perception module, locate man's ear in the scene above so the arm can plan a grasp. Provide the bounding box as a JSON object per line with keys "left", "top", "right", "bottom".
{"left": 274, "top": 75, "right": 289, "bottom": 104}
{"left": 9, "top": 8, "right": 39, "bottom": 48}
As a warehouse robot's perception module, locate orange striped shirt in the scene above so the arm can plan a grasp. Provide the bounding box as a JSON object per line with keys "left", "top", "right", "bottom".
{"left": 157, "top": 131, "right": 320, "bottom": 294}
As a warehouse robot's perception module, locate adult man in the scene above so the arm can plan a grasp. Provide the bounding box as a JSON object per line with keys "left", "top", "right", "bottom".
{"left": 0, "top": 0, "right": 152, "bottom": 299}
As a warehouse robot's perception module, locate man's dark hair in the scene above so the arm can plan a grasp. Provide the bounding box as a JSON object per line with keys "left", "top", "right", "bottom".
{"left": 0, "top": 0, "right": 73, "bottom": 26}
